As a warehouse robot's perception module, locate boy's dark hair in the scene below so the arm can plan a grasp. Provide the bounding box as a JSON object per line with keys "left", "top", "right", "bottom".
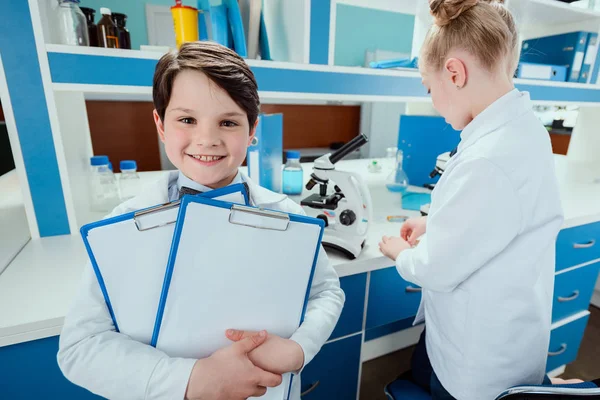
{"left": 152, "top": 41, "right": 260, "bottom": 127}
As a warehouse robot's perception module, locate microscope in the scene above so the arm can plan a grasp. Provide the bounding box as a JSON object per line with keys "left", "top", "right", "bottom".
{"left": 420, "top": 148, "right": 456, "bottom": 215}
{"left": 300, "top": 134, "right": 373, "bottom": 259}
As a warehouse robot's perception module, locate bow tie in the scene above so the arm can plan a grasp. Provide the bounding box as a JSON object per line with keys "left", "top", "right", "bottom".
{"left": 178, "top": 186, "right": 203, "bottom": 199}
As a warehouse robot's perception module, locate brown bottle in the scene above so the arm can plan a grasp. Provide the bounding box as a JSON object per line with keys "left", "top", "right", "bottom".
{"left": 97, "top": 7, "right": 119, "bottom": 48}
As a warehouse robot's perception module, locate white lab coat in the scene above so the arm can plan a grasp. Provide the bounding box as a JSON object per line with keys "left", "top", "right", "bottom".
{"left": 396, "top": 89, "right": 564, "bottom": 400}
{"left": 57, "top": 172, "right": 345, "bottom": 400}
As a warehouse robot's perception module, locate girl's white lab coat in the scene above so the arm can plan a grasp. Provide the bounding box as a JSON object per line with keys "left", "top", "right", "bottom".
{"left": 57, "top": 173, "right": 345, "bottom": 400}
{"left": 396, "top": 89, "right": 564, "bottom": 400}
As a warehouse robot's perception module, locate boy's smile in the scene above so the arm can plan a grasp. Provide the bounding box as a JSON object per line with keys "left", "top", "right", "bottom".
{"left": 153, "top": 69, "right": 256, "bottom": 189}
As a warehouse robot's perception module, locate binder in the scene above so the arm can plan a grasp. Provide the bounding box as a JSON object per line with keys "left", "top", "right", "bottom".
{"left": 80, "top": 183, "right": 250, "bottom": 345}
{"left": 238, "top": 0, "right": 261, "bottom": 59}
{"left": 224, "top": 0, "right": 248, "bottom": 57}
{"left": 152, "top": 196, "right": 325, "bottom": 399}
{"left": 520, "top": 31, "right": 589, "bottom": 82}
{"left": 247, "top": 113, "right": 283, "bottom": 192}
{"left": 515, "top": 62, "right": 567, "bottom": 81}
{"left": 580, "top": 32, "right": 598, "bottom": 83}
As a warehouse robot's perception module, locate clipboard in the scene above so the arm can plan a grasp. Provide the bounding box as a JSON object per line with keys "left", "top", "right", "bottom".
{"left": 80, "top": 183, "right": 250, "bottom": 345}
{"left": 151, "top": 196, "right": 325, "bottom": 400}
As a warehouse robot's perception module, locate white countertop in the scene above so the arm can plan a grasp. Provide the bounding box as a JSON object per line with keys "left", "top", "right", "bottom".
{"left": 1, "top": 155, "right": 599, "bottom": 347}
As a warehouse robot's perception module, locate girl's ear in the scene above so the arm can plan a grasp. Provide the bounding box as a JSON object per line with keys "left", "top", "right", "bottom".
{"left": 153, "top": 110, "right": 166, "bottom": 143}
{"left": 444, "top": 57, "right": 467, "bottom": 89}
{"left": 247, "top": 117, "right": 259, "bottom": 146}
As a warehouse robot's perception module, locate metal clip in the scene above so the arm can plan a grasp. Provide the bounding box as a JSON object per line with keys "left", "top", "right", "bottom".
{"left": 228, "top": 204, "right": 290, "bottom": 231}
{"left": 133, "top": 200, "right": 181, "bottom": 231}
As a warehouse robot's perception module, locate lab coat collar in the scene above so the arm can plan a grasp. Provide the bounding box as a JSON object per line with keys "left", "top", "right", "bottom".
{"left": 123, "top": 169, "right": 287, "bottom": 212}
{"left": 176, "top": 170, "right": 243, "bottom": 193}
{"left": 458, "top": 89, "right": 530, "bottom": 153}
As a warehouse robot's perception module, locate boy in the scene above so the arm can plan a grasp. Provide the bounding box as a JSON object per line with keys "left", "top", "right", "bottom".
{"left": 58, "top": 41, "right": 345, "bottom": 400}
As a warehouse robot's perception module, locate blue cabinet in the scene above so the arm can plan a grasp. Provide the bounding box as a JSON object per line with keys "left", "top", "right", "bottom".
{"left": 553, "top": 262, "right": 600, "bottom": 323}
{"left": 0, "top": 336, "right": 102, "bottom": 399}
{"left": 366, "top": 267, "right": 421, "bottom": 329}
{"left": 556, "top": 222, "right": 600, "bottom": 271}
{"left": 546, "top": 312, "right": 589, "bottom": 372}
{"left": 301, "top": 333, "right": 362, "bottom": 400}
{"left": 330, "top": 273, "right": 367, "bottom": 340}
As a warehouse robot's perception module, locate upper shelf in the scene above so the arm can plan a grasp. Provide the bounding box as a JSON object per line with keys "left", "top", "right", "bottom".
{"left": 509, "top": 0, "right": 600, "bottom": 26}
{"left": 46, "top": 44, "right": 600, "bottom": 105}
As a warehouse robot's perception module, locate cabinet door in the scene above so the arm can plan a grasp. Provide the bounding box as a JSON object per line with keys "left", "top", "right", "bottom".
{"left": 546, "top": 313, "right": 589, "bottom": 372}
{"left": 556, "top": 222, "right": 600, "bottom": 271}
{"left": 0, "top": 336, "right": 102, "bottom": 399}
{"left": 553, "top": 262, "right": 600, "bottom": 323}
{"left": 301, "top": 334, "right": 362, "bottom": 400}
{"left": 367, "top": 267, "right": 421, "bottom": 329}
{"left": 330, "top": 273, "right": 367, "bottom": 340}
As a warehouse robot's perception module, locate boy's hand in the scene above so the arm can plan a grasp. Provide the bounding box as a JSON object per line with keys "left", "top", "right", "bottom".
{"left": 185, "top": 331, "right": 282, "bottom": 400}
{"left": 400, "top": 216, "right": 427, "bottom": 246}
{"left": 226, "top": 329, "right": 305, "bottom": 374}
{"left": 379, "top": 235, "right": 411, "bottom": 261}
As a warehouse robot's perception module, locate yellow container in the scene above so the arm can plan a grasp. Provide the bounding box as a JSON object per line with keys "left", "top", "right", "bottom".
{"left": 171, "top": 2, "right": 199, "bottom": 48}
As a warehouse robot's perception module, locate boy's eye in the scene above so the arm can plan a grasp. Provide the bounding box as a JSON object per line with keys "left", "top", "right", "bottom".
{"left": 179, "top": 117, "right": 196, "bottom": 124}
{"left": 221, "top": 120, "right": 239, "bottom": 127}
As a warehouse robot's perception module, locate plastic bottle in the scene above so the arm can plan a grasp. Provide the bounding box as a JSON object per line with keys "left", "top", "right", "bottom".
{"left": 90, "top": 155, "right": 120, "bottom": 212}
{"left": 97, "top": 8, "right": 119, "bottom": 48}
{"left": 56, "top": 0, "right": 89, "bottom": 46}
{"left": 111, "top": 12, "right": 131, "bottom": 50}
{"left": 385, "top": 149, "right": 409, "bottom": 194}
{"left": 80, "top": 7, "right": 99, "bottom": 47}
{"left": 118, "top": 160, "right": 141, "bottom": 201}
{"left": 282, "top": 151, "right": 303, "bottom": 195}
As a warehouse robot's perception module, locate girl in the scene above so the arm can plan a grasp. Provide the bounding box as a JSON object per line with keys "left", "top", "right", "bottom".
{"left": 379, "top": 1, "right": 564, "bottom": 399}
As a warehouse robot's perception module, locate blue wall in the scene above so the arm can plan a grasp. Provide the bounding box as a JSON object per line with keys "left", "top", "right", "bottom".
{"left": 334, "top": 4, "right": 414, "bottom": 67}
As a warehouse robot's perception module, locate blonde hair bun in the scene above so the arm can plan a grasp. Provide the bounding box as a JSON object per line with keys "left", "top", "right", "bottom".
{"left": 429, "top": 0, "right": 505, "bottom": 26}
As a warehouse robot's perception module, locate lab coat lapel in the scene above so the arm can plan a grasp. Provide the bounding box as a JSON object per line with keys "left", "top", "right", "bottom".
{"left": 240, "top": 171, "right": 288, "bottom": 207}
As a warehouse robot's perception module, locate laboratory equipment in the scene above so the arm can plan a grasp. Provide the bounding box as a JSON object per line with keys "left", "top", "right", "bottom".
{"left": 282, "top": 151, "right": 303, "bottom": 195}
{"left": 97, "top": 8, "right": 119, "bottom": 48}
{"left": 56, "top": 0, "right": 89, "bottom": 46}
{"left": 80, "top": 7, "right": 98, "bottom": 46}
{"left": 111, "top": 13, "right": 131, "bottom": 50}
{"left": 118, "top": 160, "right": 141, "bottom": 201}
{"left": 420, "top": 148, "right": 456, "bottom": 215}
{"left": 301, "top": 134, "right": 373, "bottom": 259}
{"left": 385, "top": 149, "right": 409, "bottom": 193}
{"left": 171, "top": 0, "right": 199, "bottom": 48}
{"left": 90, "top": 155, "right": 120, "bottom": 212}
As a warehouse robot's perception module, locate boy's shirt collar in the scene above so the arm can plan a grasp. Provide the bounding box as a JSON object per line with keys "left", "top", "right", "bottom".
{"left": 168, "top": 171, "right": 244, "bottom": 202}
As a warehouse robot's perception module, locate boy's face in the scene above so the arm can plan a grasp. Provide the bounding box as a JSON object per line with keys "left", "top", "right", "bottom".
{"left": 154, "top": 69, "right": 256, "bottom": 189}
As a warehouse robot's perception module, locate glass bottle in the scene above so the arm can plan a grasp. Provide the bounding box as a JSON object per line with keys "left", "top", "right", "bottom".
{"left": 386, "top": 149, "right": 409, "bottom": 194}
{"left": 80, "top": 6, "right": 99, "bottom": 47}
{"left": 111, "top": 12, "right": 131, "bottom": 50}
{"left": 118, "top": 160, "right": 141, "bottom": 201}
{"left": 90, "top": 155, "right": 120, "bottom": 212}
{"left": 282, "top": 151, "right": 303, "bottom": 195}
{"left": 97, "top": 7, "right": 119, "bottom": 48}
{"left": 56, "top": 0, "right": 89, "bottom": 46}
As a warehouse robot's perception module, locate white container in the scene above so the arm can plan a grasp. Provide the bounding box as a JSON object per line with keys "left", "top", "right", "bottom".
{"left": 118, "top": 160, "right": 141, "bottom": 201}
{"left": 90, "top": 155, "right": 120, "bottom": 212}
{"left": 56, "top": 0, "right": 89, "bottom": 46}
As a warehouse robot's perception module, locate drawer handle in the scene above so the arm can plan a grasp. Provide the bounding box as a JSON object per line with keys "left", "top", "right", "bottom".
{"left": 557, "top": 290, "right": 580, "bottom": 302}
{"left": 548, "top": 343, "right": 567, "bottom": 357}
{"left": 405, "top": 286, "right": 422, "bottom": 293}
{"left": 301, "top": 381, "right": 320, "bottom": 396}
{"left": 573, "top": 239, "right": 596, "bottom": 249}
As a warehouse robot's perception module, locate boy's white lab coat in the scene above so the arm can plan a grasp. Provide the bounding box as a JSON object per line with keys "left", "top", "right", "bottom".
{"left": 58, "top": 173, "right": 345, "bottom": 400}
{"left": 396, "top": 89, "right": 564, "bottom": 400}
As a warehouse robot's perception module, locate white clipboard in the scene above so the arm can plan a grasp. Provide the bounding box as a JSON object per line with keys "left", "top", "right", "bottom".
{"left": 151, "top": 196, "right": 324, "bottom": 400}
{"left": 80, "top": 183, "right": 250, "bottom": 345}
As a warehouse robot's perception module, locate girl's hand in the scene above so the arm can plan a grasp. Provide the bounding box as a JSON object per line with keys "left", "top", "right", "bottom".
{"left": 400, "top": 216, "right": 427, "bottom": 246}
{"left": 379, "top": 235, "right": 411, "bottom": 261}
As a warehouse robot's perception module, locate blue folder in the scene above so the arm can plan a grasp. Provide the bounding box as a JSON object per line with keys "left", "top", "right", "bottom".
{"left": 247, "top": 113, "right": 283, "bottom": 192}
{"left": 515, "top": 62, "right": 567, "bottom": 82}
{"left": 80, "top": 183, "right": 250, "bottom": 345}
{"left": 152, "top": 195, "right": 325, "bottom": 399}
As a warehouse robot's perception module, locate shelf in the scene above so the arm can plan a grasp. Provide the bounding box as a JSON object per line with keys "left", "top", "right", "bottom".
{"left": 509, "top": 0, "right": 600, "bottom": 26}
{"left": 46, "top": 45, "right": 600, "bottom": 105}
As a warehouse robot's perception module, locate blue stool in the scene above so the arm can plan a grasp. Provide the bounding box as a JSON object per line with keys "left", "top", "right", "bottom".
{"left": 385, "top": 378, "right": 600, "bottom": 400}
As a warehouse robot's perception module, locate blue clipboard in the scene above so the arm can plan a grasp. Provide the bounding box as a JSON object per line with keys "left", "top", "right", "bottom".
{"left": 80, "top": 183, "right": 250, "bottom": 345}
{"left": 151, "top": 195, "right": 324, "bottom": 399}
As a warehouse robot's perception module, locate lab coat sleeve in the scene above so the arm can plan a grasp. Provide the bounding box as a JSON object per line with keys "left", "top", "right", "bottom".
{"left": 57, "top": 264, "right": 197, "bottom": 400}
{"left": 396, "top": 158, "right": 520, "bottom": 293}
{"left": 284, "top": 202, "right": 345, "bottom": 370}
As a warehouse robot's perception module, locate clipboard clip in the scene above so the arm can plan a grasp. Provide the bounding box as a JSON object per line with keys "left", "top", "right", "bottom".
{"left": 228, "top": 204, "right": 290, "bottom": 231}
{"left": 133, "top": 200, "right": 181, "bottom": 231}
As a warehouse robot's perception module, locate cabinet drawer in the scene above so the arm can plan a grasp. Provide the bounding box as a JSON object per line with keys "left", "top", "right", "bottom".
{"left": 366, "top": 267, "right": 421, "bottom": 329}
{"left": 556, "top": 222, "right": 600, "bottom": 271}
{"left": 301, "top": 334, "right": 362, "bottom": 400}
{"left": 546, "top": 312, "right": 589, "bottom": 372}
{"left": 553, "top": 262, "right": 600, "bottom": 323}
{"left": 330, "top": 273, "right": 367, "bottom": 340}
{"left": 0, "top": 336, "right": 101, "bottom": 399}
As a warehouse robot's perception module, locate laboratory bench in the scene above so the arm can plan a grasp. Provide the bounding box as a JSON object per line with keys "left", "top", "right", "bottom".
{"left": 1, "top": 155, "right": 600, "bottom": 400}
